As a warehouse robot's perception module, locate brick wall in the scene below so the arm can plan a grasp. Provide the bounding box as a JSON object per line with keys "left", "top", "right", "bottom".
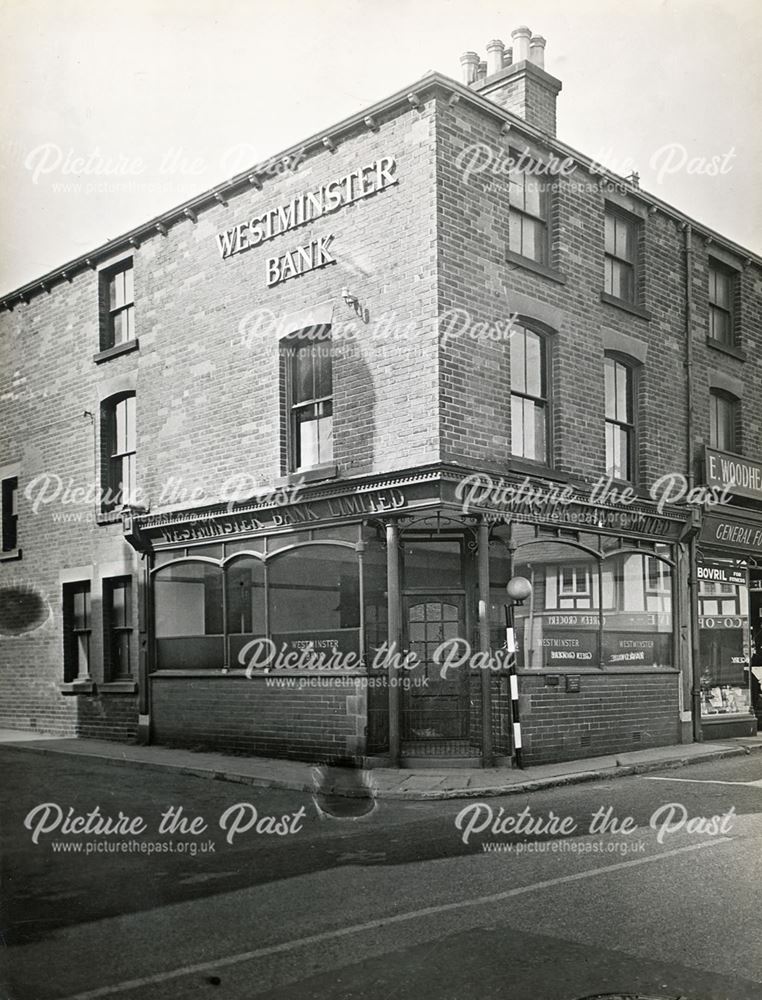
{"left": 2, "top": 77, "right": 760, "bottom": 761}
{"left": 519, "top": 670, "right": 680, "bottom": 765}
{"left": 433, "top": 94, "right": 762, "bottom": 490}
{"left": 0, "top": 95, "right": 442, "bottom": 739}
{"left": 150, "top": 674, "right": 366, "bottom": 762}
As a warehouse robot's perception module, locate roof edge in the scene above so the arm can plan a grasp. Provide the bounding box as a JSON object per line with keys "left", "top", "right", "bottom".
{"left": 2, "top": 71, "right": 760, "bottom": 306}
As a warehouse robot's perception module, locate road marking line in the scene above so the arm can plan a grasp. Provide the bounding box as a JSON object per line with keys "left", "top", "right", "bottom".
{"left": 57, "top": 837, "right": 733, "bottom": 1000}
{"left": 641, "top": 776, "right": 762, "bottom": 787}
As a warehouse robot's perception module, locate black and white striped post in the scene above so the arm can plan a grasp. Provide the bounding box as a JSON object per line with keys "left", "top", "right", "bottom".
{"left": 505, "top": 576, "right": 533, "bottom": 770}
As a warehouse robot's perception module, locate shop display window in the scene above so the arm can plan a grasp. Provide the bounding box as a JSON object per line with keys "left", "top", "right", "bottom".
{"left": 698, "top": 568, "right": 751, "bottom": 717}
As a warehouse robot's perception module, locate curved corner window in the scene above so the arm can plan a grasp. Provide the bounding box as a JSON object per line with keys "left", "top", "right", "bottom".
{"left": 225, "top": 555, "right": 266, "bottom": 665}
{"left": 510, "top": 325, "right": 548, "bottom": 463}
{"left": 601, "top": 552, "right": 672, "bottom": 668}
{"left": 154, "top": 562, "right": 224, "bottom": 669}
{"left": 268, "top": 544, "right": 359, "bottom": 639}
{"left": 502, "top": 540, "right": 672, "bottom": 670}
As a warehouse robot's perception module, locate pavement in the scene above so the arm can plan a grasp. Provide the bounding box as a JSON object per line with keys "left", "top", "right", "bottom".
{"left": 1, "top": 726, "right": 761, "bottom": 800}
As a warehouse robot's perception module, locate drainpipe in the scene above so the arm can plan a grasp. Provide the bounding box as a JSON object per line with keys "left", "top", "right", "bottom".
{"left": 683, "top": 223, "right": 703, "bottom": 742}
{"left": 386, "top": 521, "right": 401, "bottom": 766}
{"left": 478, "top": 519, "right": 494, "bottom": 767}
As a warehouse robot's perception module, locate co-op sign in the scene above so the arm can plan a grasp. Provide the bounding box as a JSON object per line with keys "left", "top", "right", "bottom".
{"left": 215, "top": 156, "right": 398, "bottom": 287}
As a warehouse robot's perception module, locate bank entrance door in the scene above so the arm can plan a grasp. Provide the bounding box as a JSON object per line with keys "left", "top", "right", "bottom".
{"left": 401, "top": 596, "right": 470, "bottom": 754}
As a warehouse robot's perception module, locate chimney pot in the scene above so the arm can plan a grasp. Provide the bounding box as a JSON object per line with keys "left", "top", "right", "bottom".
{"left": 504, "top": 47, "right": 513, "bottom": 66}
{"left": 529, "top": 35, "right": 546, "bottom": 69}
{"left": 477, "top": 60, "right": 487, "bottom": 81}
{"left": 459, "top": 50, "right": 480, "bottom": 85}
{"left": 486, "top": 39, "right": 505, "bottom": 76}
{"left": 511, "top": 26, "right": 532, "bottom": 63}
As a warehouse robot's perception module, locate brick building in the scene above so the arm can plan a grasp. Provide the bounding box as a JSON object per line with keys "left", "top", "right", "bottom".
{"left": 1, "top": 27, "right": 761, "bottom": 766}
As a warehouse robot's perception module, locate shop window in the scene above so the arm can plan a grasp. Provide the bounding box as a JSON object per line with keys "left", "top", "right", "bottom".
{"left": 601, "top": 552, "right": 672, "bottom": 667}
{"left": 225, "top": 555, "right": 266, "bottom": 664}
{"left": 403, "top": 538, "right": 463, "bottom": 590}
{"left": 154, "top": 562, "right": 224, "bottom": 669}
{"left": 509, "top": 542, "right": 672, "bottom": 669}
{"left": 1, "top": 476, "right": 18, "bottom": 552}
{"left": 708, "top": 260, "right": 736, "bottom": 347}
{"left": 101, "top": 393, "right": 137, "bottom": 511}
{"left": 104, "top": 576, "right": 133, "bottom": 680}
{"left": 100, "top": 259, "right": 134, "bottom": 350}
{"left": 709, "top": 390, "right": 738, "bottom": 453}
{"left": 698, "top": 575, "right": 750, "bottom": 717}
{"left": 513, "top": 541, "right": 600, "bottom": 669}
{"left": 605, "top": 355, "right": 636, "bottom": 481}
{"left": 604, "top": 208, "right": 639, "bottom": 303}
{"left": 510, "top": 325, "right": 548, "bottom": 463}
{"left": 508, "top": 156, "right": 548, "bottom": 264}
{"left": 63, "top": 581, "right": 91, "bottom": 682}
{"left": 286, "top": 329, "right": 333, "bottom": 471}
{"left": 268, "top": 545, "right": 359, "bottom": 632}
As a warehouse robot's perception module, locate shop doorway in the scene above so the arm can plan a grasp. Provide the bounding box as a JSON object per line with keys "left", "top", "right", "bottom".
{"left": 401, "top": 596, "right": 471, "bottom": 754}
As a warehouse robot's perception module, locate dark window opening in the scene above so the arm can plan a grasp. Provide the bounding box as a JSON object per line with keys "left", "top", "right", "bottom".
{"left": 1, "top": 476, "right": 18, "bottom": 552}
{"left": 63, "top": 581, "right": 91, "bottom": 682}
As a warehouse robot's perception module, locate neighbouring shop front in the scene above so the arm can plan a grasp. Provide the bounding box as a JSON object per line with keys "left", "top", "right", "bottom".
{"left": 124, "top": 466, "right": 691, "bottom": 767}
{"left": 697, "top": 508, "right": 762, "bottom": 738}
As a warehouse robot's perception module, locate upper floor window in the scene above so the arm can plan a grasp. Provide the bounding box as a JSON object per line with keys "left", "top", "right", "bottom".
{"left": 709, "top": 390, "right": 738, "bottom": 453}
{"left": 604, "top": 209, "right": 638, "bottom": 303}
{"left": 1, "top": 476, "right": 18, "bottom": 552}
{"left": 63, "top": 581, "right": 91, "bottom": 682}
{"left": 102, "top": 260, "right": 134, "bottom": 350}
{"left": 510, "top": 325, "right": 548, "bottom": 463}
{"left": 708, "top": 261, "right": 736, "bottom": 347}
{"left": 508, "top": 158, "right": 548, "bottom": 264}
{"left": 287, "top": 331, "right": 333, "bottom": 472}
{"left": 605, "top": 354, "right": 636, "bottom": 481}
{"left": 102, "top": 393, "right": 136, "bottom": 510}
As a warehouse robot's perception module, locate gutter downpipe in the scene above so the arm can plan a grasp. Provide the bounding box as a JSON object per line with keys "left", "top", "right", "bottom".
{"left": 684, "top": 223, "right": 702, "bottom": 743}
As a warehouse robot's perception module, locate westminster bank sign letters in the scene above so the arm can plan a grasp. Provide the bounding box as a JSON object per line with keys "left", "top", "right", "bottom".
{"left": 215, "top": 156, "right": 398, "bottom": 287}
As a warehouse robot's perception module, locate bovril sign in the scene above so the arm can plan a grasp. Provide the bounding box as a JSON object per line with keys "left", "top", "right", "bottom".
{"left": 215, "top": 156, "right": 398, "bottom": 287}
{"left": 697, "top": 561, "right": 747, "bottom": 587}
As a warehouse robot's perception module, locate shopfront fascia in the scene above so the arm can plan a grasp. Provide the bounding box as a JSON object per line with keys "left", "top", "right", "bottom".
{"left": 122, "top": 467, "right": 691, "bottom": 766}
{"left": 697, "top": 508, "right": 762, "bottom": 738}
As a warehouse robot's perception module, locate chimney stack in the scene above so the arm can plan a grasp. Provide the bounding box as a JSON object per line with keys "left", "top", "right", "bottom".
{"left": 459, "top": 51, "right": 479, "bottom": 85}
{"left": 511, "top": 26, "right": 531, "bottom": 63}
{"left": 459, "top": 27, "right": 562, "bottom": 137}
{"left": 486, "top": 39, "right": 505, "bottom": 77}
{"left": 529, "top": 35, "right": 546, "bottom": 70}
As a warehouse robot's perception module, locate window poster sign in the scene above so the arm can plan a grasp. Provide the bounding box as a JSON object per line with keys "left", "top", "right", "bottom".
{"left": 697, "top": 559, "right": 747, "bottom": 588}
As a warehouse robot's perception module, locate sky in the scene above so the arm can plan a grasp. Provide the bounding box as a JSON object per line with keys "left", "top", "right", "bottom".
{"left": 1, "top": 0, "right": 760, "bottom": 295}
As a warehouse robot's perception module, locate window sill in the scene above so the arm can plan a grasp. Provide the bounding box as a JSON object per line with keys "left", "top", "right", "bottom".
{"left": 96, "top": 510, "right": 124, "bottom": 526}
{"left": 60, "top": 680, "right": 96, "bottom": 695}
{"left": 506, "top": 251, "right": 566, "bottom": 285}
{"left": 705, "top": 337, "right": 746, "bottom": 362}
{"left": 508, "top": 458, "right": 567, "bottom": 481}
{"left": 100, "top": 680, "right": 138, "bottom": 694}
{"left": 0, "top": 548, "right": 22, "bottom": 562}
{"left": 93, "top": 338, "right": 139, "bottom": 364}
{"left": 279, "top": 463, "right": 338, "bottom": 487}
{"left": 600, "top": 291, "right": 651, "bottom": 321}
